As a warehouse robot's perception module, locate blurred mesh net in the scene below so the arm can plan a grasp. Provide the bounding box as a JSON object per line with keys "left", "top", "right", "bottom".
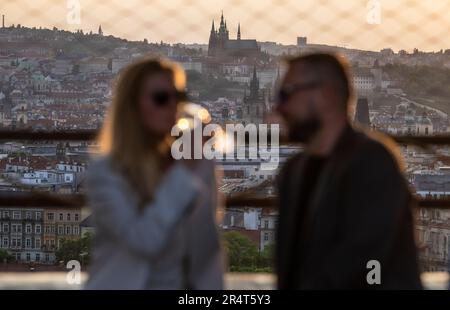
{"left": 1, "top": 0, "right": 450, "bottom": 275}
{"left": 2, "top": 0, "right": 449, "bottom": 52}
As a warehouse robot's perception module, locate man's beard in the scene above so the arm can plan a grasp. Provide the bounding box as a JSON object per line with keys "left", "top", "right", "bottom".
{"left": 288, "top": 118, "right": 322, "bottom": 143}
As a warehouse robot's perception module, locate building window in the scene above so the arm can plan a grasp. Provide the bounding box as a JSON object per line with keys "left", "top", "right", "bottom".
{"left": 36, "top": 212, "right": 42, "bottom": 220}
{"left": 2, "top": 223, "right": 9, "bottom": 233}
{"left": 67, "top": 214, "right": 71, "bottom": 221}
{"left": 59, "top": 213, "right": 64, "bottom": 221}
{"left": 25, "top": 238, "right": 31, "bottom": 248}
{"left": 12, "top": 211, "right": 21, "bottom": 220}
{"left": 25, "top": 211, "right": 32, "bottom": 220}
{"left": 58, "top": 226, "right": 64, "bottom": 235}
{"left": 264, "top": 232, "right": 269, "bottom": 241}
{"left": 11, "top": 238, "right": 16, "bottom": 247}
{"left": 45, "top": 225, "right": 50, "bottom": 234}
{"left": 26, "top": 253, "right": 31, "bottom": 261}
{"left": 26, "top": 224, "right": 32, "bottom": 234}
{"left": 47, "top": 213, "right": 54, "bottom": 221}
{"left": 12, "top": 224, "right": 22, "bottom": 233}
{"left": 45, "top": 254, "right": 49, "bottom": 262}
{"left": 264, "top": 220, "right": 269, "bottom": 229}
{"left": 2, "top": 237, "right": 8, "bottom": 248}
{"left": 35, "top": 224, "right": 41, "bottom": 234}
{"left": 36, "top": 253, "right": 40, "bottom": 262}
{"left": 35, "top": 238, "right": 41, "bottom": 249}
{"left": 66, "top": 226, "right": 72, "bottom": 235}
{"left": 16, "top": 239, "right": 21, "bottom": 248}
{"left": 73, "top": 226, "right": 79, "bottom": 235}
{"left": 16, "top": 253, "right": 21, "bottom": 261}
{"left": 75, "top": 214, "right": 79, "bottom": 221}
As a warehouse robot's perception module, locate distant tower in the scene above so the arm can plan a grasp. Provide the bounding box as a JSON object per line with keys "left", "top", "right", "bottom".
{"left": 217, "top": 11, "right": 229, "bottom": 48}
{"left": 237, "top": 23, "right": 241, "bottom": 40}
{"left": 243, "top": 66, "right": 265, "bottom": 124}
{"left": 208, "top": 20, "right": 216, "bottom": 56}
{"left": 98, "top": 25, "right": 103, "bottom": 36}
{"left": 249, "top": 65, "right": 259, "bottom": 99}
{"left": 354, "top": 98, "right": 370, "bottom": 127}
{"left": 297, "top": 36, "right": 307, "bottom": 47}
{"left": 16, "top": 103, "right": 28, "bottom": 127}
{"left": 2, "top": 15, "right": 4, "bottom": 28}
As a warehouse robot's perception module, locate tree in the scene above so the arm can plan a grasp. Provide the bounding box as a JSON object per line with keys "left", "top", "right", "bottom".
{"left": 0, "top": 249, "right": 13, "bottom": 263}
{"left": 257, "top": 243, "right": 274, "bottom": 270}
{"left": 56, "top": 233, "right": 92, "bottom": 266}
{"left": 223, "top": 231, "right": 259, "bottom": 272}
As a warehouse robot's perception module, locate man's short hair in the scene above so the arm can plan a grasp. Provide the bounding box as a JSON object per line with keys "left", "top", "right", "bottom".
{"left": 286, "top": 53, "right": 353, "bottom": 109}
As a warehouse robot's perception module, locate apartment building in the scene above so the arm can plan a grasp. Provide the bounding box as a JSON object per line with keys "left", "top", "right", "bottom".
{"left": 0, "top": 206, "right": 82, "bottom": 264}
{"left": 0, "top": 207, "right": 43, "bottom": 262}
{"left": 43, "top": 207, "right": 82, "bottom": 263}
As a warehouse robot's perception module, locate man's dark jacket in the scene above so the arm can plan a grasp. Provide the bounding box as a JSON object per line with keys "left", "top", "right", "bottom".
{"left": 276, "top": 125, "right": 422, "bottom": 289}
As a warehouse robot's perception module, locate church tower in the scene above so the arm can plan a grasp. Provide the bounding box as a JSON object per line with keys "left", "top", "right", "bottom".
{"left": 98, "top": 25, "right": 103, "bottom": 36}
{"left": 208, "top": 20, "right": 216, "bottom": 56}
{"left": 237, "top": 23, "right": 241, "bottom": 40}
{"left": 217, "top": 11, "right": 229, "bottom": 49}
{"left": 242, "top": 66, "right": 265, "bottom": 125}
{"left": 249, "top": 66, "right": 259, "bottom": 99}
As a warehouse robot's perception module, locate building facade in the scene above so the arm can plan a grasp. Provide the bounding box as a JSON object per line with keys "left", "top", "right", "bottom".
{"left": 0, "top": 207, "right": 43, "bottom": 262}
{"left": 0, "top": 206, "right": 82, "bottom": 264}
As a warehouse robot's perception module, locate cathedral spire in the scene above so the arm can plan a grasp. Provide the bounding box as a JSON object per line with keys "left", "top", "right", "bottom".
{"left": 237, "top": 23, "right": 241, "bottom": 40}
{"left": 208, "top": 19, "right": 217, "bottom": 56}
{"left": 98, "top": 25, "right": 103, "bottom": 36}
{"left": 252, "top": 65, "right": 257, "bottom": 81}
{"left": 220, "top": 10, "right": 224, "bottom": 26}
{"left": 250, "top": 65, "right": 259, "bottom": 99}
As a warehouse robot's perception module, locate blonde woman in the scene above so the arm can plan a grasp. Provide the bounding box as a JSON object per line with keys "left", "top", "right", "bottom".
{"left": 85, "top": 58, "right": 223, "bottom": 289}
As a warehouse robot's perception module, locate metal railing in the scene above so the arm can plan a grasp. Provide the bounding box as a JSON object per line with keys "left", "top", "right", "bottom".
{"left": 1, "top": 129, "right": 450, "bottom": 209}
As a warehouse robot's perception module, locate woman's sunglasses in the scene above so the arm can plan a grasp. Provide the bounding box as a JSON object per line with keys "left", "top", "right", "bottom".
{"left": 150, "top": 90, "right": 188, "bottom": 107}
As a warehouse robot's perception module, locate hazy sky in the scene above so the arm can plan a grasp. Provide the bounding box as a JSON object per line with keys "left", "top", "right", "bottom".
{"left": 1, "top": 0, "right": 449, "bottom": 52}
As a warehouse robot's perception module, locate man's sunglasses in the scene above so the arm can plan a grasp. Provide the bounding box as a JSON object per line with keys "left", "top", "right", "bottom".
{"left": 150, "top": 90, "right": 188, "bottom": 107}
{"left": 277, "top": 81, "right": 321, "bottom": 105}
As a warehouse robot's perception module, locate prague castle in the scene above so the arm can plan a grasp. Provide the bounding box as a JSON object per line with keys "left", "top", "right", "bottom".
{"left": 208, "top": 12, "right": 260, "bottom": 58}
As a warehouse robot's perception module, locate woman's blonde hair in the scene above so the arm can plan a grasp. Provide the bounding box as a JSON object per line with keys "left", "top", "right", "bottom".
{"left": 97, "top": 57, "right": 186, "bottom": 207}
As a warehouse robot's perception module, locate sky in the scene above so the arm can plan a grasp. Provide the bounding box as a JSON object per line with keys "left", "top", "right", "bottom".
{"left": 1, "top": 0, "right": 449, "bottom": 52}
